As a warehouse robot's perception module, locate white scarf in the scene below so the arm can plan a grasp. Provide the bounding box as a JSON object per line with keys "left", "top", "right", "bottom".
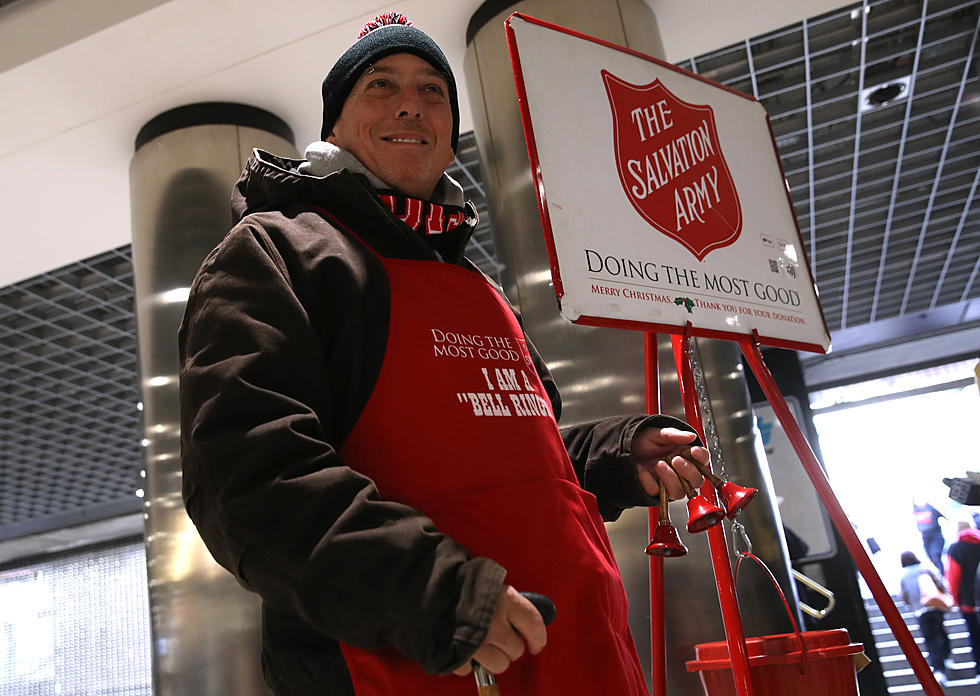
{"left": 299, "top": 141, "right": 465, "bottom": 208}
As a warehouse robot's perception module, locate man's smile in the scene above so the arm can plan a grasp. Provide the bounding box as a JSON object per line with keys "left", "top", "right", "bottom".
{"left": 382, "top": 135, "right": 428, "bottom": 144}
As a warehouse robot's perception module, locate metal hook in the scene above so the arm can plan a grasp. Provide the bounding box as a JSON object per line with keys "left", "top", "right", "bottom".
{"left": 731, "top": 520, "right": 752, "bottom": 557}
{"left": 791, "top": 569, "right": 837, "bottom": 619}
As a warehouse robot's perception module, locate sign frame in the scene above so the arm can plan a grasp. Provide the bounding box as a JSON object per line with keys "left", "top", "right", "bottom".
{"left": 505, "top": 12, "right": 831, "bottom": 354}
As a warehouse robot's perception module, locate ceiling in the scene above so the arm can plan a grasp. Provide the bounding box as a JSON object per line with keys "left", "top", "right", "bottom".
{"left": 0, "top": 0, "right": 978, "bottom": 556}
{"left": 671, "top": 0, "right": 980, "bottom": 384}
{"left": 0, "top": 0, "right": 839, "bottom": 289}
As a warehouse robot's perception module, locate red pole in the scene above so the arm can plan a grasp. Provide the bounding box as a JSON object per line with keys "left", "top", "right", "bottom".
{"left": 643, "top": 333, "right": 667, "bottom": 696}
{"left": 740, "top": 337, "right": 944, "bottom": 696}
{"left": 672, "top": 333, "right": 755, "bottom": 696}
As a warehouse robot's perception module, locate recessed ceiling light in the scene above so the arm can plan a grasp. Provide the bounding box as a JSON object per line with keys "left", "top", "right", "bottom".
{"left": 860, "top": 76, "right": 911, "bottom": 112}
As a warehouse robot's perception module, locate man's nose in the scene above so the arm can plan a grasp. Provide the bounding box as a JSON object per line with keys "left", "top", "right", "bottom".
{"left": 395, "top": 90, "right": 423, "bottom": 119}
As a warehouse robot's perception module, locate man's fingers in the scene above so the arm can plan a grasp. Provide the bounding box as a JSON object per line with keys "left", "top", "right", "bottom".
{"left": 466, "top": 585, "right": 548, "bottom": 676}
{"left": 682, "top": 444, "right": 710, "bottom": 466}
{"left": 657, "top": 426, "right": 699, "bottom": 443}
{"left": 654, "top": 459, "right": 685, "bottom": 500}
{"left": 469, "top": 644, "right": 514, "bottom": 675}
{"left": 633, "top": 428, "right": 711, "bottom": 502}
{"left": 639, "top": 457, "right": 703, "bottom": 501}
{"left": 672, "top": 452, "right": 705, "bottom": 488}
{"left": 631, "top": 427, "right": 701, "bottom": 462}
{"left": 489, "top": 625, "right": 527, "bottom": 663}
{"left": 503, "top": 588, "right": 547, "bottom": 655}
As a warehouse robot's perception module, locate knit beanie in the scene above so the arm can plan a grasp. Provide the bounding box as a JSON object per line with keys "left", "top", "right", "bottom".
{"left": 320, "top": 12, "right": 460, "bottom": 151}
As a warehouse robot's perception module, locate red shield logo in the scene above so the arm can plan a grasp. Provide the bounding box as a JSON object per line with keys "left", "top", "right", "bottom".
{"left": 602, "top": 70, "right": 742, "bottom": 260}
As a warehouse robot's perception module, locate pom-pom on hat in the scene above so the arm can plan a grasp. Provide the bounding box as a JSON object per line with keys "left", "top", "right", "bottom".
{"left": 320, "top": 12, "right": 459, "bottom": 151}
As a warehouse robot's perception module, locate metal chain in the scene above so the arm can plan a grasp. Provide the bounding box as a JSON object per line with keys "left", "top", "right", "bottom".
{"left": 688, "top": 339, "right": 726, "bottom": 479}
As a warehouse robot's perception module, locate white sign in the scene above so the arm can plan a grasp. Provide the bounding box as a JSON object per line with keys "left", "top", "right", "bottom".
{"left": 506, "top": 14, "right": 830, "bottom": 353}
{"left": 754, "top": 399, "right": 836, "bottom": 562}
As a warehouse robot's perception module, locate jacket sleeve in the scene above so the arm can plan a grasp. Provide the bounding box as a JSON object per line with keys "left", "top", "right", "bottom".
{"left": 561, "top": 415, "right": 701, "bottom": 521}
{"left": 178, "top": 224, "right": 503, "bottom": 675}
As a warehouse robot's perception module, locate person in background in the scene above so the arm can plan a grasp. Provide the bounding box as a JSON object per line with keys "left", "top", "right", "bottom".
{"left": 899, "top": 551, "right": 952, "bottom": 684}
{"left": 913, "top": 496, "right": 947, "bottom": 574}
{"left": 946, "top": 514, "right": 980, "bottom": 680}
{"left": 177, "top": 12, "right": 709, "bottom": 696}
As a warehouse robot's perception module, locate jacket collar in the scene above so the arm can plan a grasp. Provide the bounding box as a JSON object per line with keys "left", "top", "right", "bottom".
{"left": 300, "top": 141, "right": 467, "bottom": 208}
{"left": 233, "top": 149, "right": 478, "bottom": 264}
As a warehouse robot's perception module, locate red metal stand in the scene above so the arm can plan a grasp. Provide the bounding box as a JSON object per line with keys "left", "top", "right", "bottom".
{"left": 643, "top": 333, "right": 667, "bottom": 696}
{"left": 739, "top": 335, "right": 944, "bottom": 696}
{"left": 645, "top": 329, "right": 941, "bottom": 694}
{"left": 670, "top": 330, "right": 755, "bottom": 696}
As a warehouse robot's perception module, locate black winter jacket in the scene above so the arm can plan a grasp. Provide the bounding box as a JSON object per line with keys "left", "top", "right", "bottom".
{"left": 178, "top": 150, "right": 688, "bottom": 695}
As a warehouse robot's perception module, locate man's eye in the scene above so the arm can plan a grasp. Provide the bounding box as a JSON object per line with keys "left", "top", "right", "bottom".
{"left": 368, "top": 79, "right": 392, "bottom": 89}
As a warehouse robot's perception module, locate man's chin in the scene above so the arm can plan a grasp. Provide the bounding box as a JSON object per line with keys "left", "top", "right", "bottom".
{"left": 382, "top": 169, "right": 439, "bottom": 200}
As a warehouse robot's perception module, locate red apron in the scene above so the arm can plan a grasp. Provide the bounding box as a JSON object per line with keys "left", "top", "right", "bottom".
{"left": 337, "top": 244, "right": 647, "bottom": 695}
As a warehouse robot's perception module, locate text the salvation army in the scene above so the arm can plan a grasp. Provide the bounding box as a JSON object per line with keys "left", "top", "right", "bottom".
{"left": 624, "top": 100, "right": 724, "bottom": 233}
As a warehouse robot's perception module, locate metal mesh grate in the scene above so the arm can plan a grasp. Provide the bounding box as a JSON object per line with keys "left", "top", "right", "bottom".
{"left": 0, "top": 247, "right": 143, "bottom": 538}
{"left": 676, "top": 0, "right": 980, "bottom": 333}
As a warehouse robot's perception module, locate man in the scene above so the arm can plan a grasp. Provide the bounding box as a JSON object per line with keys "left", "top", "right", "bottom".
{"left": 913, "top": 496, "right": 947, "bottom": 573}
{"left": 899, "top": 551, "right": 952, "bottom": 684}
{"left": 946, "top": 514, "right": 980, "bottom": 679}
{"left": 179, "top": 14, "right": 707, "bottom": 696}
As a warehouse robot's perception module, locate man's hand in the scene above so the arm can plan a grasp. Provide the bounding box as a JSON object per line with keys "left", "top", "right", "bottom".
{"left": 453, "top": 585, "right": 547, "bottom": 676}
{"left": 632, "top": 427, "right": 708, "bottom": 501}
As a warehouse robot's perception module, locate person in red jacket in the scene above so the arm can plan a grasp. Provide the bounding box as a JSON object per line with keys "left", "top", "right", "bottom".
{"left": 946, "top": 515, "right": 980, "bottom": 678}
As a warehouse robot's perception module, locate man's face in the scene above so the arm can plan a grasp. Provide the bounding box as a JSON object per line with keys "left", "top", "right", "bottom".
{"left": 328, "top": 52, "right": 454, "bottom": 200}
